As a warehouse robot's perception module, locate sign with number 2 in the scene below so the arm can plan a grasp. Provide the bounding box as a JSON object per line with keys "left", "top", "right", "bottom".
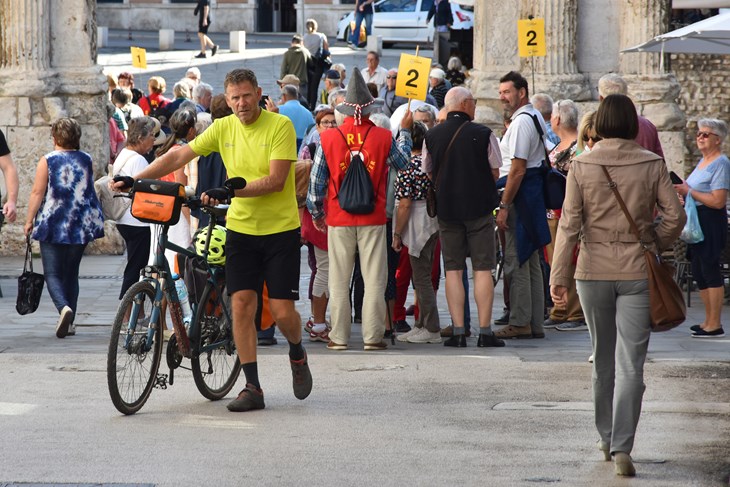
{"left": 517, "top": 18, "right": 546, "bottom": 57}
{"left": 395, "top": 53, "right": 431, "bottom": 101}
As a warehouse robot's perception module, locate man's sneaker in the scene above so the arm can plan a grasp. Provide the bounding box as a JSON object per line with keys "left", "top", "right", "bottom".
{"left": 227, "top": 384, "right": 265, "bottom": 412}
{"left": 407, "top": 328, "right": 442, "bottom": 344}
{"left": 440, "top": 325, "right": 471, "bottom": 338}
{"left": 494, "top": 324, "right": 532, "bottom": 339}
{"left": 543, "top": 318, "right": 564, "bottom": 329}
{"left": 477, "top": 333, "right": 505, "bottom": 347}
{"left": 692, "top": 327, "right": 725, "bottom": 338}
{"left": 443, "top": 334, "right": 467, "bottom": 347}
{"left": 194, "top": 52, "right": 207, "bottom": 59}
{"left": 494, "top": 310, "right": 510, "bottom": 326}
{"left": 211, "top": 44, "right": 219, "bottom": 56}
{"left": 308, "top": 327, "right": 330, "bottom": 343}
{"left": 66, "top": 323, "right": 76, "bottom": 337}
{"left": 394, "top": 320, "right": 411, "bottom": 333}
{"left": 55, "top": 306, "right": 73, "bottom": 338}
{"left": 327, "top": 340, "right": 348, "bottom": 350}
{"left": 364, "top": 341, "right": 388, "bottom": 351}
{"left": 290, "top": 351, "right": 313, "bottom": 400}
{"left": 396, "top": 326, "right": 420, "bottom": 342}
{"left": 556, "top": 321, "right": 588, "bottom": 332}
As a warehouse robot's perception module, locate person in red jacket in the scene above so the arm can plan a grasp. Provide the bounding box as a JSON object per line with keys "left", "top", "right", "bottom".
{"left": 307, "top": 67, "right": 413, "bottom": 350}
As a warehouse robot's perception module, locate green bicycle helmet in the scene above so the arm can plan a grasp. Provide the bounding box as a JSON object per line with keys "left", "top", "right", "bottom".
{"left": 194, "top": 225, "right": 227, "bottom": 265}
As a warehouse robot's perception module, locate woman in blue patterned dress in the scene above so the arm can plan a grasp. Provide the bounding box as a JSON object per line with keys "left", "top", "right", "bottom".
{"left": 24, "top": 118, "right": 104, "bottom": 338}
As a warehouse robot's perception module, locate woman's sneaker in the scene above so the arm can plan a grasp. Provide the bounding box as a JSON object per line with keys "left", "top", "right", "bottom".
{"left": 309, "top": 327, "right": 330, "bottom": 342}
{"left": 55, "top": 306, "right": 74, "bottom": 338}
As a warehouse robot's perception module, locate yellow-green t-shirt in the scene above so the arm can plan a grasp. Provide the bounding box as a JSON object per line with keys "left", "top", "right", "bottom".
{"left": 189, "top": 110, "right": 299, "bottom": 236}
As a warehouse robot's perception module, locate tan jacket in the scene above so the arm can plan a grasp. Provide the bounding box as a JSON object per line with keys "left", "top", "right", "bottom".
{"left": 551, "top": 138, "right": 685, "bottom": 286}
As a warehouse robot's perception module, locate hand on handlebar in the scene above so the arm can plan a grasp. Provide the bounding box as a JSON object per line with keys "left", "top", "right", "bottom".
{"left": 202, "top": 186, "right": 234, "bottom": 206}
{"left": 112, "top": 175, "right": 134, "bottom": 192}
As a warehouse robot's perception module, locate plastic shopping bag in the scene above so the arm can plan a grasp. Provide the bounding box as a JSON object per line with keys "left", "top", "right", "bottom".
{"left": 680, "top": 192, "right": 704, "bottom": 244}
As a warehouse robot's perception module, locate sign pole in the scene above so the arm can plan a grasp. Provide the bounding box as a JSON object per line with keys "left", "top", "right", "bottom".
{"left": 406, "top": 45, "right": 421, "bottom": 113}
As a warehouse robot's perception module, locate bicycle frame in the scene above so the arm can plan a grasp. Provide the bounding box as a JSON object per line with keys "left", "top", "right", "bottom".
{"left": 126, "top": 206, "right": 232, "bottom": 360}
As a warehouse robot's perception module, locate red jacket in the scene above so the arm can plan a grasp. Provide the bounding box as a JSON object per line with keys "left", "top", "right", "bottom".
{"left": 320, "top": 118, "right": 393, "bottom": 227}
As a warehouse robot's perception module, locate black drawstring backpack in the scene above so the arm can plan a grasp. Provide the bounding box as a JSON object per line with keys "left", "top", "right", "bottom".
{"left": 335, "top": 126, "right": 376, "bottom": 214}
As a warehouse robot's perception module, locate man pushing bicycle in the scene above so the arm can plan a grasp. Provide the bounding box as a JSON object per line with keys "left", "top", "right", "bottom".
{"left": 115, "top": 68, "right": 312, "bottom": 412}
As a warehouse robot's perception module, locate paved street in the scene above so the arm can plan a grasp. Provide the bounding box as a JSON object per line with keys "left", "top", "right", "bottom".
{"left": 0, "top": 30, "right": 728, "bottom": 486}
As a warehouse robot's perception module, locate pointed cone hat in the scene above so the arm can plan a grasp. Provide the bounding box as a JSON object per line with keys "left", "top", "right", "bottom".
{"left": 335, "top": 67, "right": 384, "bottom": 124}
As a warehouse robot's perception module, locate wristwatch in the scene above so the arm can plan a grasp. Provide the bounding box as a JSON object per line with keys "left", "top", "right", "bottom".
{"left": 499, "top": 201, "right": 511, "bottom": 209}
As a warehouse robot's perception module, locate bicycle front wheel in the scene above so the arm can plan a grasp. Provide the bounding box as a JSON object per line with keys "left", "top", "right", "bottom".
{"left": 191, "top": 283, "right": 240, "bottom": 400}
{"left": 107, "top": 280, "right": 163, "bottom": 415}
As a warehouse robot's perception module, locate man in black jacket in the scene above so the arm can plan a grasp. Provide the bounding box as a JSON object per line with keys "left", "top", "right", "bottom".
{"left": 423, "top": 87, "right": 505, "bottom": 348}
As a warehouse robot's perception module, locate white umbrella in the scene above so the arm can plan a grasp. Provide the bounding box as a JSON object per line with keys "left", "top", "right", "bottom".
{"left": 622, "top": 12, "right": 730, "bottom": 55}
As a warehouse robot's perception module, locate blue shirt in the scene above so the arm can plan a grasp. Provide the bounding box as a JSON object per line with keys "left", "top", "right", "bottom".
{"left": 686, "top": 154, "right": 730, "bottom": 206}
{"left": 33, "top": 150, "right": 104, "bottom": 244}
{"left": 278, "top": 100, "right": 315, "bottom": 140}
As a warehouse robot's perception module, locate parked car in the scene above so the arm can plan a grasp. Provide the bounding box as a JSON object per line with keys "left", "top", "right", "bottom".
{"left": 336, "top": 0, "right": 473, "bottom": 47}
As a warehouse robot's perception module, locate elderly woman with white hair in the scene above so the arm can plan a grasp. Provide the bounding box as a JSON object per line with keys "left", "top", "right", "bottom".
{"left": 445, "top": 56, "right": 466, "bottom": 87}
{"left": 673, "top": 118, "right": 730, "bottom": 338}
{"left": 543, "top": 99, "right": 587, "bottom": 332}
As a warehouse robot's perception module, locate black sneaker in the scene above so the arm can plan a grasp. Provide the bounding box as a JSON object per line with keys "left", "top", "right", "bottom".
{"left": 691, "top": 327, "right": 725, "bottom": 338}
{"left": 477, "top": 333, "right": 505, "bottom": 347}
{"left": 290, "top": 350, "right": 313, "bottom": 400}
{"left": 194, "top": 52, "right": 206, "bottom": 59}
{"left": 690, "top": 324, "right": 703, "bottom": 332}
{"left": 211, "top": 44, "right": 219, "bottom": 56}
{"left": 444, "top": 334, "right": 467, "bottom": 347}
{"left": 494, "top": 310, "right": 510, "bottom": 326}
{"left": 227, "top": 384, "right": 265, "bottom": 412}
{"left": 394, "top": 320, "right": 411, "bottom": 333}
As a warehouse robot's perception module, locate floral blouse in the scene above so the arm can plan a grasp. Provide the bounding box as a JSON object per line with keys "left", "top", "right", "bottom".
{"left": 32, "top": 150, "right": 104, "bottom": 244}
{"left": 395, "top": 154, "right": 432, "bottom": 201}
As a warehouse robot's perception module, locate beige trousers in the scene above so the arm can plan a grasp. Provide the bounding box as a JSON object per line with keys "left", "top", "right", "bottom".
{"left": 328, "top": 225, "right": 387, "bottom": 345}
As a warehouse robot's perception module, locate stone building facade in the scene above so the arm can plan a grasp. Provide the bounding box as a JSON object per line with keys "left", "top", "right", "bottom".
{"left": 0, "top": 0, "right": 121, "bottom": 255}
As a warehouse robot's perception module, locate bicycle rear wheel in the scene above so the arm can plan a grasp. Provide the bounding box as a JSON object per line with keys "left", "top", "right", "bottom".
{"left": 107, "top": 281, "right": 162, "bottom": 415}
{"left": 191, "top": 283, "right": 240, "bottom": 400}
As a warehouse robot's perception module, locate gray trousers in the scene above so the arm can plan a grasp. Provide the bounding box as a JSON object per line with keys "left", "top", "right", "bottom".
{"left": 576, "top": 279, "right": 651, "bottom": 455}
{"left": 504, "top": 209, "right": 544, "bottom": 331}
{"left": 409, "top": 232, "right": 440, "bottom": 333}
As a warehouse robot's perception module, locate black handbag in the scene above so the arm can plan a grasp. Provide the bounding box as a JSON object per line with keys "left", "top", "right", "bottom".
{"left": 16, "top": 235, "right": 45, "bottom": 315}
{"left": 336, "top": 126, "right": 376, "bottom": 214}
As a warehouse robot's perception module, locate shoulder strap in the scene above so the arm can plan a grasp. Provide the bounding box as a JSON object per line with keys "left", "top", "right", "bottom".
{"left": 435, "top": 121, "right": 468, "bottom": 188}
{"left": 516, "top": 111, "right": 550, "bottom": 163}
{"left": 23, "top": 235, "right": 34, "bottom": 274}
{"left": 600, "top": 166, "right": 646, "bottom": 248}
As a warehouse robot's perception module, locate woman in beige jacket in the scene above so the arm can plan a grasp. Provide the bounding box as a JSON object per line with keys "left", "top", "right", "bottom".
{"left": 550, "top": 94, "right": 685, "bottom": 477}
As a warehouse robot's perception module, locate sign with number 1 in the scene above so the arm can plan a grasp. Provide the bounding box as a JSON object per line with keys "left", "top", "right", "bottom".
{"left": 395, "top": 53, "right": 431, "bottom": 101}
{"left": 517, "top": 18, "right": 546, "bottom": 57}
{"left": 131, "top": 46, "right": 147, "bottom": 69}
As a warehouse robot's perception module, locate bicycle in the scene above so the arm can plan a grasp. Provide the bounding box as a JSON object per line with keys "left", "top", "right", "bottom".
{"left": 107, "top": 177, "right": 246, "bottom": 415}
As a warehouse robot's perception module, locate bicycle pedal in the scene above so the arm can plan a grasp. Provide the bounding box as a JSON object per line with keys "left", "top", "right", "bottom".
{"left": 154, "top": 373, "right": 168, "bottom": 390}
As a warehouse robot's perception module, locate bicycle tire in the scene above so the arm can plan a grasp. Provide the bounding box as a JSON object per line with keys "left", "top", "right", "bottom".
{"left": 191, "top": 283, "right": 240, "bottom": 400}
{"left": 107, "top": 280, "right": 163, "bottom": 415}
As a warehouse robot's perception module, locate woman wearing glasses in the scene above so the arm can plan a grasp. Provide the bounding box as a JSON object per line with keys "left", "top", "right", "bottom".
{"left": 299, "top": 108, "right": 337, "bottom": 342}
{"left": 673, "top": 119, "right": 730, "bottom": 338}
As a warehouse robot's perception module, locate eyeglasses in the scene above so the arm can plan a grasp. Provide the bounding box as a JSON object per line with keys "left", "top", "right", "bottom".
{"left": 320, "top": 120, "right": 337, "bottom": 127}
{"left": 697, "top": 131, "right": 719, "bottom": 139}
{"left": 386, "top": 75, "right": 397, "bottom": 79}
{"left": 582, "top": 134, "right": 602, "bottom": 143}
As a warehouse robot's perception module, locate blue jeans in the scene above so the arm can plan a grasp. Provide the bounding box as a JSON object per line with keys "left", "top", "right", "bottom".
{"left": 40, "top": 242, "right": 87, "bottom": 317}
{"left": 351, "top": 11, "right": 373, "bottom": 46}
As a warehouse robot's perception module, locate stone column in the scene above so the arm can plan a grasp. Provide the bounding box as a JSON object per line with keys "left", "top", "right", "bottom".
{"left": 519, "top": 0, "right": 590, "bottom": 101}
{"left": 619, "top": 0, "right": 686, "bottom": 170}
{"left": 468, "top": 0, "right": 520, "bottom": 127}
{"left": 0, "top": 0, "right": 114, "bottom": 255}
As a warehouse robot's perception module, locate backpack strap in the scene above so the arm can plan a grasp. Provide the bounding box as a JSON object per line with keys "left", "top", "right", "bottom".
{"left": 434, "top": 120, "right": 468, "bottom": 190}
{"left": 516, "top": 111, "right": 550, "bottom": 165}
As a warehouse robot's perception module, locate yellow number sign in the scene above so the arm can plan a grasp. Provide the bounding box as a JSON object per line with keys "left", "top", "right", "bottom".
{"left": 517, "top": 18, "right": 546, "bottom": 57}
{"left": 395, "top": 53, "right": 431, "bottom": 101}
{"left": 131, "top": 46, "right": 147, "bottom": 69}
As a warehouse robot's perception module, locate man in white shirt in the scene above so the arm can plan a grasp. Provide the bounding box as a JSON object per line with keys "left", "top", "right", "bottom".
{"left": 362, "top": 51, "right": 388, "bottom": 91}
{"left": 494, "top": 71, "right": 551, "bottom": 340}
